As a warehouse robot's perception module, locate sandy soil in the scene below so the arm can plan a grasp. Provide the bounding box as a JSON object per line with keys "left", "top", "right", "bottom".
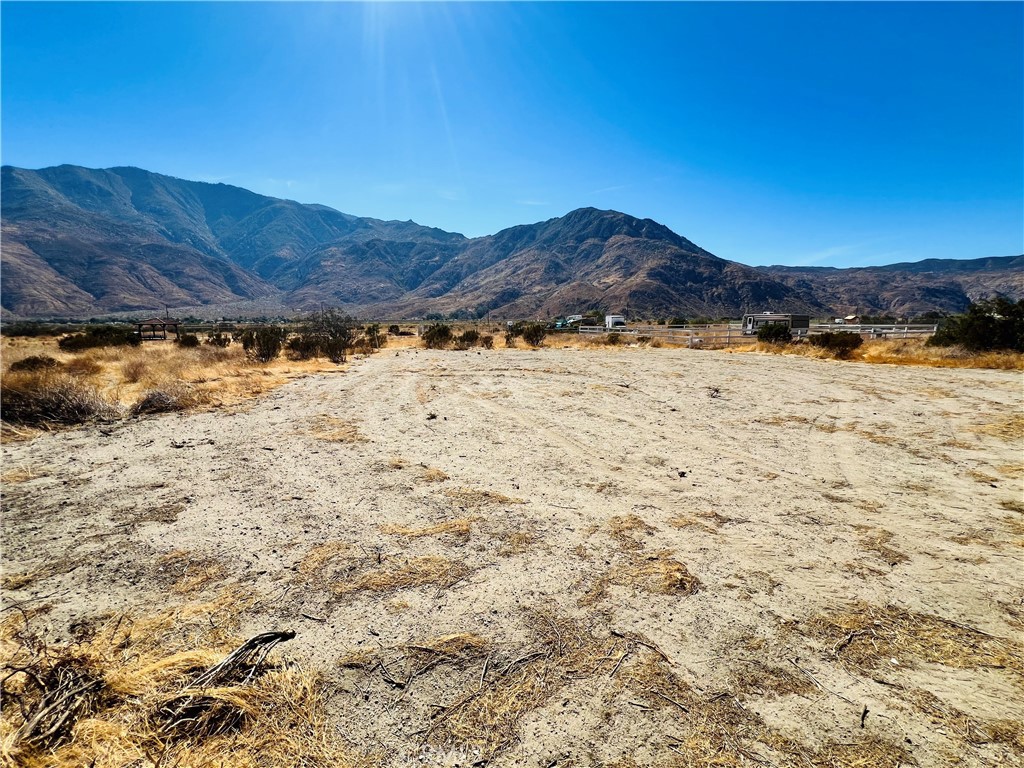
{"left": 3, "top": 346, "right": 1022, "bottom": 766}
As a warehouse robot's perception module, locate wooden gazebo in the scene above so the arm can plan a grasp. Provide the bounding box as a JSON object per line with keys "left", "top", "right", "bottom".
{"left": 135, "top": 317, "right": 181, "bottom": 341}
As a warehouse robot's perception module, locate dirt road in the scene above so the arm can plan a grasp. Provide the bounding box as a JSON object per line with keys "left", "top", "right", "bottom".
{"left": 3, "top": 346, "right": 1022, "bottom": 766}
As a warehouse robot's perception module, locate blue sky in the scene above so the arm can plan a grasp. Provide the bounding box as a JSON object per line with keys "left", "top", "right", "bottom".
{"left": 2, "top": 2, "right": 1021, "bottom": 267}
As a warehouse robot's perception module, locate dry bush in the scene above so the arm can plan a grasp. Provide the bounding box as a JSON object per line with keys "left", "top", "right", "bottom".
{"left": 7, "top": 355, "right": 62, "bottom": 373}
{"left": 130, "top": 384, "right": 209, "bottom": 416}
{"left": 0, "top": 593, "right": 361, "bottom": 768}
{"left": 806, "top": 603, "right": 1024, "bottom": 677}
{"left": 0, "top": 370, "right": 119, "bottom": 427}
{"left": 120, "top": 356, "right": 149, "bottom": 383}
{"left": 585, "top": 550, "right": 702, "bottom": 604}
{"left": 338, "top": 632, "right": 490, "bottom": 687}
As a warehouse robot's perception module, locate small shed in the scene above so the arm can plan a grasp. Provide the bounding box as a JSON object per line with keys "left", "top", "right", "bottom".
{"left": 135, "top": 317, "right": 181, "bottom": 341}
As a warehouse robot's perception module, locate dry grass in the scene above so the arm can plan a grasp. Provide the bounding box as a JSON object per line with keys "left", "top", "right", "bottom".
{"left": 429, "top": 612, "right": 626, "bottom": 759}
{"left": 379, "top": 516, "right": 477, "bottom": 542}
{"left": 0, "top": 593, "right": 361, "bottom": 768}
{"left": 0, "top": 336, "right": 349, "bottom": 434}
{"left": 806, "top": 603, "right": 1024, "bottom": 679}
{"left": 310, "top": 415, "right": 366, "bottom": 443}
{"left": 333, "top": 555, "right": 472, "bottom": 596}
{"left": 973, "top": 413, "right": 1024, "bottom": 441}
{"left": 155, "top": 551, "right": 228, "bottom": 595}
{"left": 444, "top": 487, "right": 524, "bottom": 507}
{"left": 857, "top": 528, "right": 910, "bottom": 565}
{"left": 733, "top": 337, "right": 1024, "bottom": 370}
{"left": 0, "top": 464, "right": 50, "bottom": 484}
{"left": 419, "top": 466, "right": 449, "bottom": 482}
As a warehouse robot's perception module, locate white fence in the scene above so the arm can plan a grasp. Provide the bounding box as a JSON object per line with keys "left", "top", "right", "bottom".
{"left": 575, "top": 322, "right": 937, "bottom": 348}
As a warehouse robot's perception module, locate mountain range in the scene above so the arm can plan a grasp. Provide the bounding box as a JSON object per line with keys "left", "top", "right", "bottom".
{"left": 2, "top": 165, "right": 1020, "bottom": 320}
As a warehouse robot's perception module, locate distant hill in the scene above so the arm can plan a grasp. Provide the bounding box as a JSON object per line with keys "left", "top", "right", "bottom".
{"left": 761, "top": 256, "right": 1024, "bottom": 317}
{"left": 1, "top": 165, "right": 1018, "bottom": 319}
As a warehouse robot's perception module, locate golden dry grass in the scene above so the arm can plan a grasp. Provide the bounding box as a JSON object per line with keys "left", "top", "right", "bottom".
{"left": 309, "top": 415, "right": 366, "bottom": 443}
{"left": 806, "top": 603, "right": 1024, "bottom": 679}
{"left": 0, "top": 464, "right": 50, "bottom": 484}
{"left": 0, "top": 336, "right": 352, "bottom": 435}
{"left": 155, "top": 551, "right": 229, "bottom": 595}
{"left": 333, "top": 555, "right": 472, "bottom": 596}
{"left": 973, "top": 413, "right": 1024, "bottom": 441}
{"left": 730, "top": 337, "right": 1024, "bottom": 370}
{"left": 419, "top": 466, "right": 449, "bottom": 482}
{"left": 0, "top": 592, "right": 363, "bottom": 768}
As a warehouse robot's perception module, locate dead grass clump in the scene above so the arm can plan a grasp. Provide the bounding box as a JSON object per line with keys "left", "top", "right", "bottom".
{"left": 339, "top": 632, "right": 490, "bottom": 687}
{"left": 296, "top": 540, "right": 351, "bottom": 583}
{"left": 311, "top": 415, "right": 366, "bottom": 443}
{"left": 0, "top": 464, "right": 50, "bottom": 484}
{"left": 62, "top": 356, "right": 104, "bottom": 378}
{"left": 585, "top": 551, "right": 701, "bottom": 604}
{"left": 494, "top": 529, "right": 541, "bottom": 557}
{"left": 445, "top": 488, "right": 524, "bottom": 507}
{"left": 429, "top": 613, "right": 626, "bottom": 759}
{"left": 667, "top": 514, "right": 718, "bottom": 533}
{"left": 608, "top": 513, "right": 655, "bottom": 549}
{"left": 806, "top": 603, "right": 1024, "bottom": 678}
{"left": 379, "top": 517, "right": 477, "bottom": 543}
{"left": 154, "top": 551, "right": 227, "bottom": 595}
{"left": 858, "top": 528, "right": 910, "bottom": 566}
{"left": 1000, "top": 499, "right": 1024, "bottom": 515}
{"left": 729, "top": 660, "right": 814, "bottom": 698}
{"left": 420, "top": 466, "right": 449, "bottom": 482}
{"left": 0, "top": 371, "right": 119, "bottom": 427}
{"left": 973, "top": 413, "right": 1024, "bottom": 441}
{"left": 120, "top": 356, "right": 148, "bottom": 383}
{"left": 986, "top": 719, "right": 1024, "bottom": 752}
{"left": 130, "top": 384, "right": 208, "bottom": 416}
{"left": 0, "top": 597, "right": 359, "bottom": 767}
{"left": 334, "top": 556, "right": 471, "bottom": 596}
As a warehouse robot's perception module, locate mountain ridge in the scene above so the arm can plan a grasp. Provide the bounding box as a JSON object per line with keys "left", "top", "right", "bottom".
{"left": 2, "top": 164, "right": 1019, "bottom": 319}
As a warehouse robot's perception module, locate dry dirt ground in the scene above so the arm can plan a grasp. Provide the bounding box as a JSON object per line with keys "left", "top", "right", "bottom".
{"left": 2, "top": 346, "right": 1022, "bottom": 766}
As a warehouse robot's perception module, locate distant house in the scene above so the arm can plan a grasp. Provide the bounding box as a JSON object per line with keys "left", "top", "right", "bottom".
{"left": 845, "top": 315, "right": 861, "bottom": 324}
{"left": 135, "top": 317, "right": 181, "bottom": 340}
{"left": 742, "top": 312, "right": 811, "bottom": 336}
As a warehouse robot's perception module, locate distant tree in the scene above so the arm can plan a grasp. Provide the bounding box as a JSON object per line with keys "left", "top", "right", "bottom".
{"left": 240, "top": 325, "right": 287, "bottom": 362}
{"left": 808, "top": 331, "right": 863, "bottom": 358}
{"left": 668, "top": 316, "right": 688, "bottom": 326}
{"left": 927, "top": 298, "right": 1024, "bottom": 352}
{"left": 422, "top": 323, "right": 453, "bottom": 349}
{"left": 521, "top": 322, "right": 547, "bottom": 347}
{"left": 175, "top": 333, "right": 200, "bottom": 348}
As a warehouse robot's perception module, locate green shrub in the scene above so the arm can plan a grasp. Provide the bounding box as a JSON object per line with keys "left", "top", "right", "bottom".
{"left": 521, "top": 323, "right": 547, "bottom": 347}
{"left": 422, "top": 324, "right": 453, "bottom": 349}
{"left": 459, "top": 329, "right": 480, "bottom": 347}
{"left": 240, "top": 326, "right": 287, "bottom": 363}
{"left": 286, "top": 311, "right": 358, "bottom": 363}
{"left": 927, "top": 298, "right": 1024, "bottom": 352}
{"left": 480, "top": 335, "right": 494, "bottom": 350}
{"left": 668, "top": 316, "right": 688, "bottom": 326}
{"left": 8, "top": 355, "right": 62, "bottom": 373}
{"left": 504, "top": 322, "right": 524, "bottom": 348}
{"left": 175, "top": 333, "right": 200, "bottom": 348}
{"left": 808, "top": 331, "right": 864, "bottom": 358}
{"left": 388, "top": 324, "right": 401, "bottom": 336}
{"left": 58, "top": 325, "right": 141, "bottom": 352}
{"left": 757, "top": 323, "right": 792, "bottom": 344}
